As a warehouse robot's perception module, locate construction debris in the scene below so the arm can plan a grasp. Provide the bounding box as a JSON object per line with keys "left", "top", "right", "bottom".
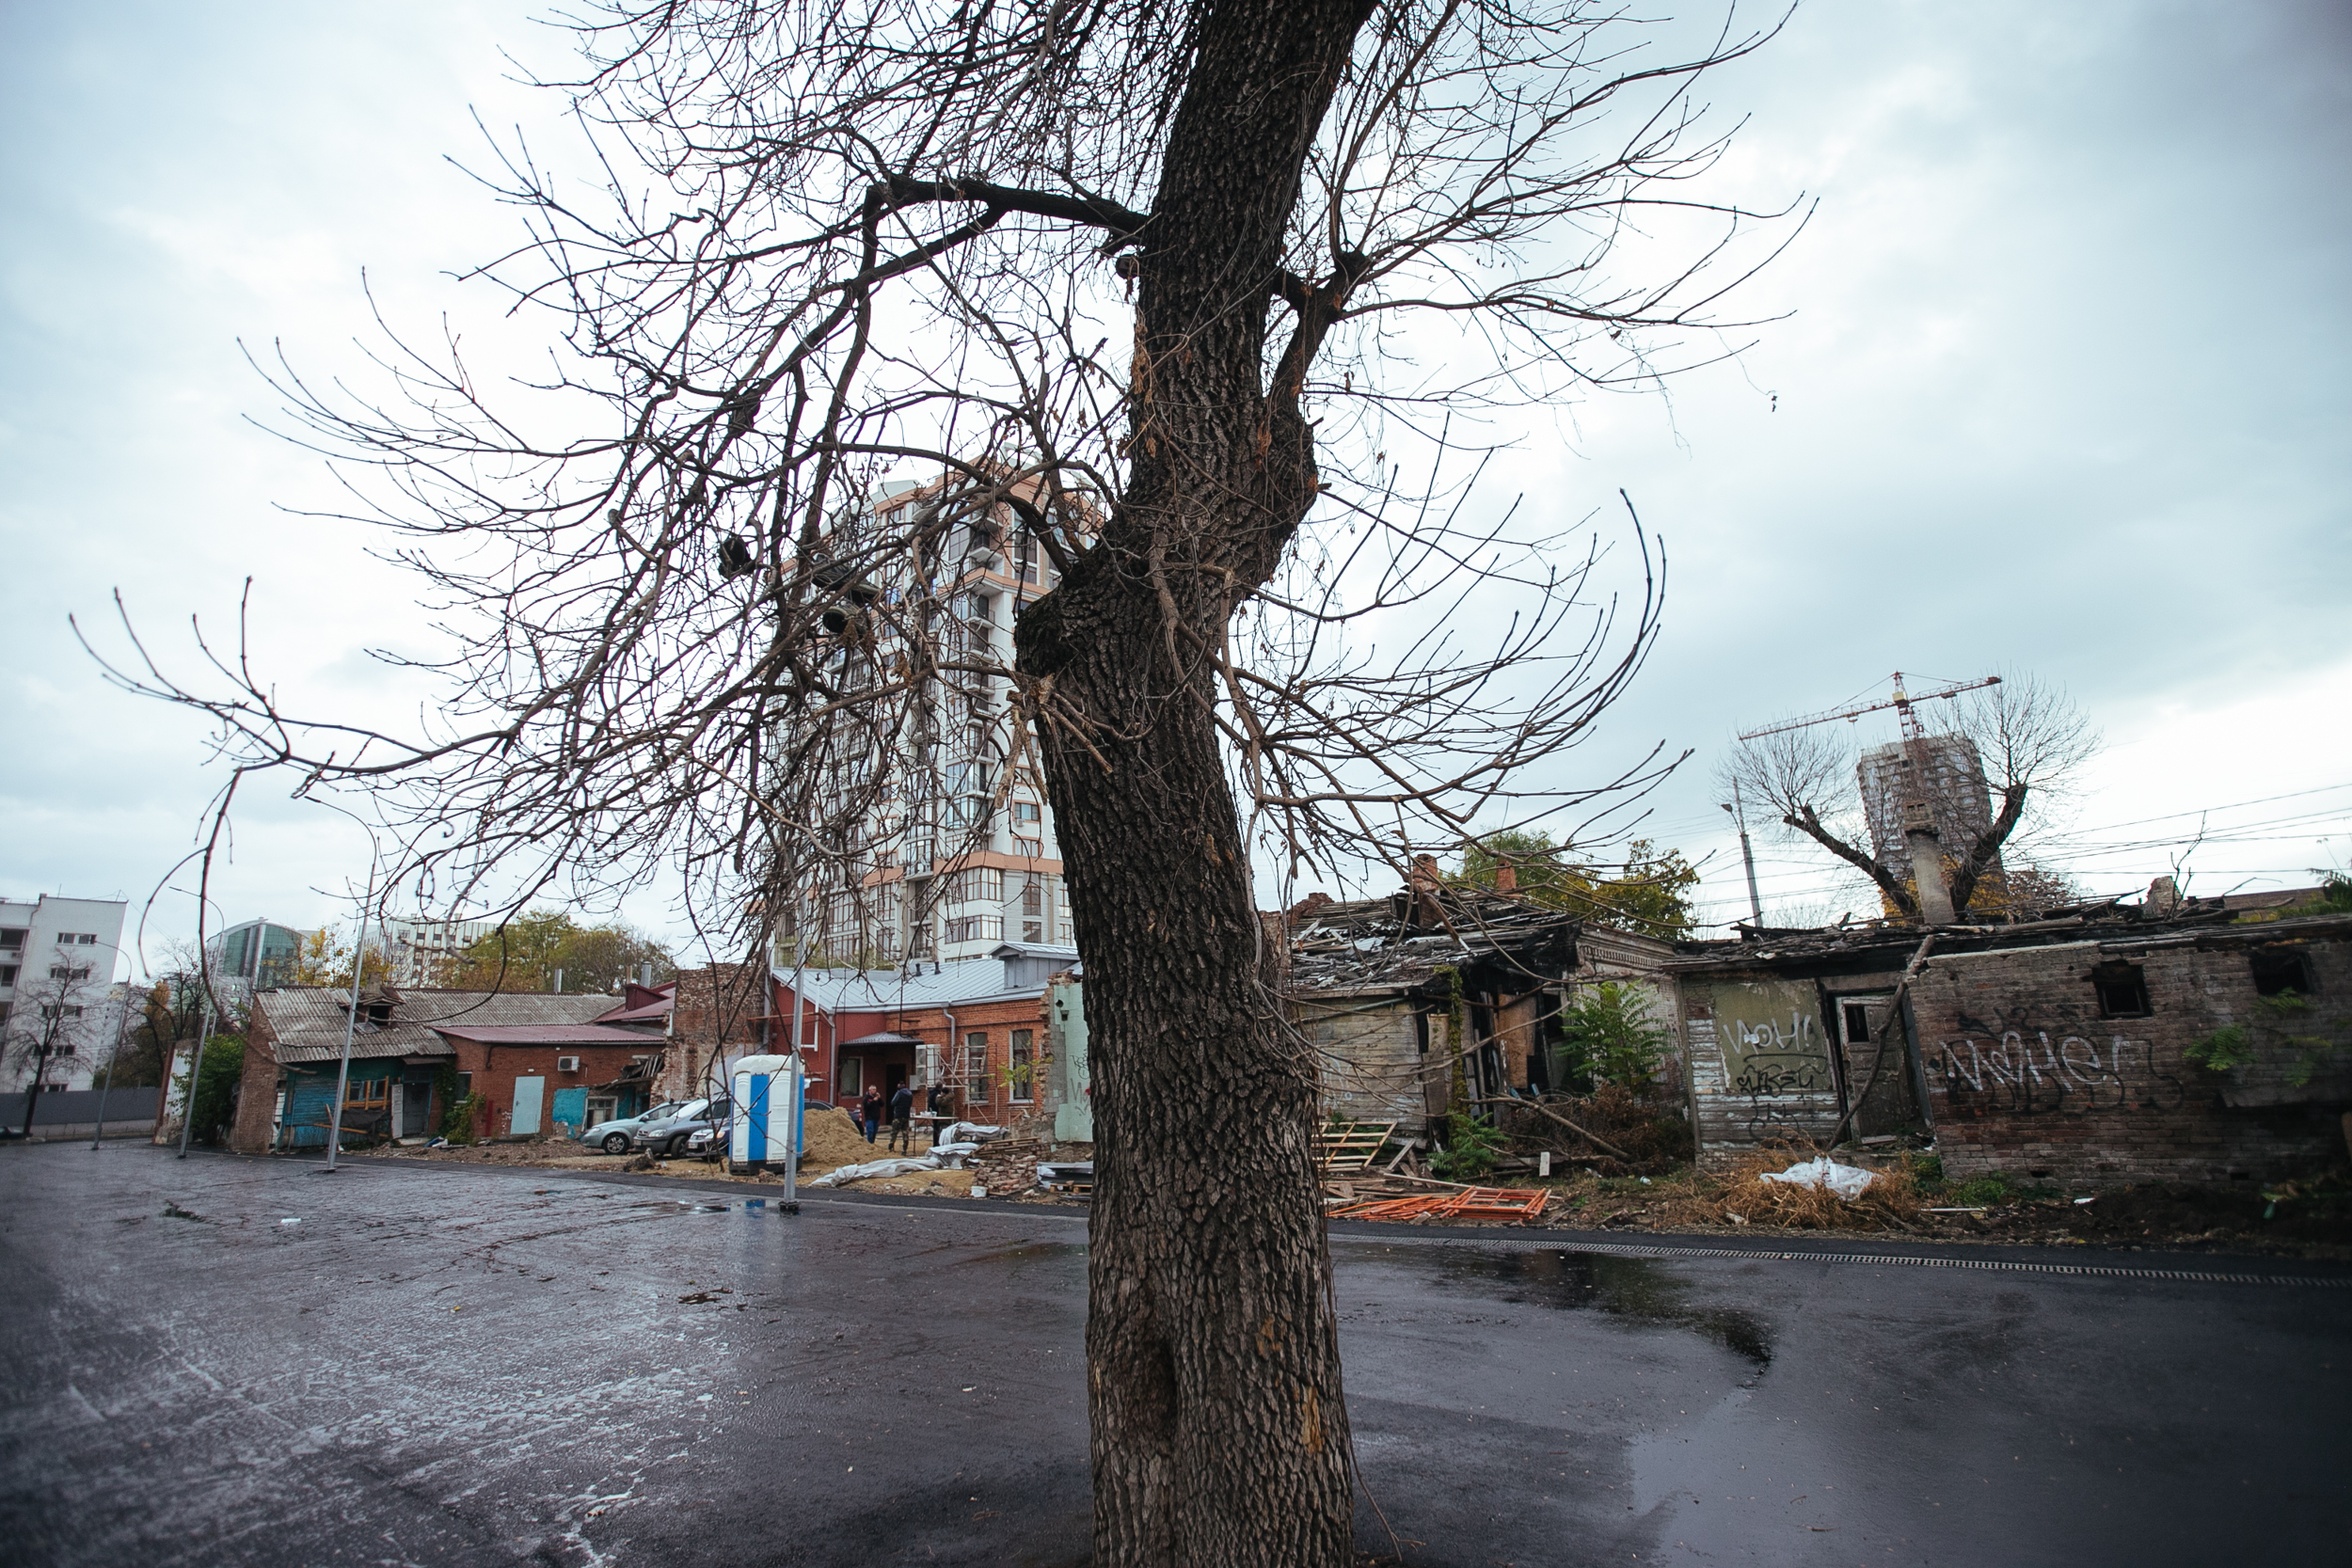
{"left": 1327, "top": 1186, "right": 1551, "bottom": 1224}
{"left": 1313, "top": 1121, "right": 1398, "bottom": 1172}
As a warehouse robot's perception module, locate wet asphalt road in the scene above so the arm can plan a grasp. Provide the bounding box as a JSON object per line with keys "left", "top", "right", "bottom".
{"left": 1, "top": 1145, "right": 2346, "bottom": 1567}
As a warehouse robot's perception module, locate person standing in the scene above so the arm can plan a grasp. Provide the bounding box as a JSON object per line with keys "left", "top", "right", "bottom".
{"left": 887, "top": 1080, "right": 915, "bottom": 1153}
{"left": 859, "top": 1085, "right": 883, "bottom": 1144}
{"left": 926, "top": 1081, "right": 955, "bottom": 1145}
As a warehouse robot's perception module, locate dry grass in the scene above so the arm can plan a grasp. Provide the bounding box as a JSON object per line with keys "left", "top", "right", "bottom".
{"left": 1658, "top": 1150, "right": 1927, "bottom": 1232}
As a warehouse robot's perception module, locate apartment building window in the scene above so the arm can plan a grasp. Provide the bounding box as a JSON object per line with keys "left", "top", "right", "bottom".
{"left": 56, "top": 933, "right": 98, "bottom": 946}
{"left": 1009, "top": 1029, "right": 1034, "bottom": 1102}
{"left": 1021, "top": 877, "right": 1045, "bottom": 942}
{"left": 909, "top": 922, "right": 936, "bottom": 958}
{"left": 952, "top": 867, "right": 1005, "bottom": 905}
{"left": 40, "top": 1005, "right": 84, "bottom": 1021}
{"left": 50, "top": 964, "right": 92, "bottom": 982}
{"left": 945, "top": 915, "right": 1003, "bottom": 944}
{"left": 0, "top": 928, "right": 24, "bottom": 952}
{"left": 1057, "top": 918, "right": 1073, "bottom": 944}
{"left": 0, "top": 965, "right": 16, "bottom": 987}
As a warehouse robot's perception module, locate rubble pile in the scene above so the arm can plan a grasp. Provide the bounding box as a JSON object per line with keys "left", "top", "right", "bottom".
{"left": 974, "top": 1138, "right": 1047, "bottom": 1196}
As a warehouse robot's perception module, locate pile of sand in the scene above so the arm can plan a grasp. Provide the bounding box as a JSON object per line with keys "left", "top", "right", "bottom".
{"left": 801, "top": 1105, "right": 892, "bottom": 1173}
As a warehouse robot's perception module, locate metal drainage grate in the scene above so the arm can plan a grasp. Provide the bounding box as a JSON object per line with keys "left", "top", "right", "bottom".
{"left": 1509, "top": 1237, "right": 2352, "bottom": 1288}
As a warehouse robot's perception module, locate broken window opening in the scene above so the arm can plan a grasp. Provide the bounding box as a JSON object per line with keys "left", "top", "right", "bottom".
{"left": 2249, "top": 946, "right": 2312, "bottom": 999}
{"left": 2091, "top": 961, "right": 2151, "bottom": 1019}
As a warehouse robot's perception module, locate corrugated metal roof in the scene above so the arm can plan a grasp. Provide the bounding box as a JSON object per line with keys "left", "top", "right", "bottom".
{"left": 256, "top": 988, "right": 623, "bottom": 1066}
{"left": 431, "top": 1023, "right": 668, "bottom": 1047}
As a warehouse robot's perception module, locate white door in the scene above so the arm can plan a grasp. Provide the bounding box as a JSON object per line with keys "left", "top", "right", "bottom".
{"left": 512, "top": 1076, "right": 545, "bottom": 1136}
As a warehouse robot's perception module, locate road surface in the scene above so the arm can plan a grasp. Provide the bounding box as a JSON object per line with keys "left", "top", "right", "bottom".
{"left": 1, "top": 1143, "right": 2344, "bottom": 1565}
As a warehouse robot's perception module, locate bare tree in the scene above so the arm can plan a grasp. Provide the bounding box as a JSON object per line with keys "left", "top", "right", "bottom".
{"left": 6, "top": 967, "right": 118, "bottom": 1137}
{"left": 87, "top": 4, "right": 1798, "bottom": 1560}
{"left": 1723, "top": 671, "right": 2099, "bottom": 922}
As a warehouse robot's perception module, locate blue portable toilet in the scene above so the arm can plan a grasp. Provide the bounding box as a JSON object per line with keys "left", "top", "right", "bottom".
{"left": 729, "top": 1053, "right": 805, "bottom": 1177}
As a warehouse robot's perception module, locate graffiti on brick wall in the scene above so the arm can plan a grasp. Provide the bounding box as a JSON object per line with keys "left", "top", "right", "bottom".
{"left": 1938, "top": 1031, "right": 2184, "bottom": 1115}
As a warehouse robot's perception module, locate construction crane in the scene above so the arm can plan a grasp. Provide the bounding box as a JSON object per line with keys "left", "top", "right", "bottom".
{"left": 1738, "top": 672, "right": 2001, "bottom": 746}
{"left": 1735, "top": 672, "right": 2003, "bottom": 927}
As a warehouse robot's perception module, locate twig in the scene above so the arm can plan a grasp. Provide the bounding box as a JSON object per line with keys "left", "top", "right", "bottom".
{"left": 1470, "top": 1094, "right": 1631, "bottom": 1160}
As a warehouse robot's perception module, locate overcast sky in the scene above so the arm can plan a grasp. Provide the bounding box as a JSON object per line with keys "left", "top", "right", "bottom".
{"left": 4, "top": 0, "right": 2347, "bottom": 982}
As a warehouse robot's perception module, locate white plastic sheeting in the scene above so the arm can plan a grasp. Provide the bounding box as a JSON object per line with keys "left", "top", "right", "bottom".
{"left": 807, "top": 1142, "right": 982, "bottom": 1187}
{"left": 1758, "top": 1157, "right": 1876, "bottom": 1200}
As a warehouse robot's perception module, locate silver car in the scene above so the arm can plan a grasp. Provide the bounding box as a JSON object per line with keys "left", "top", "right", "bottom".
{"left": 579, "top": 1101, "right": 686, "bottom": 1155}
{"left": 632, "top": 1096, "right": 730, "bottom": 1158}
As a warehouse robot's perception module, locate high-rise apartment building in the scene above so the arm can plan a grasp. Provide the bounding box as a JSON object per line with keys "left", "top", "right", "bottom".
{"left": 776, "top": 479, "right": 1076, "bottom": 968}
{"left": 1855, "top": 736, "right": 2000, "bottom": 881}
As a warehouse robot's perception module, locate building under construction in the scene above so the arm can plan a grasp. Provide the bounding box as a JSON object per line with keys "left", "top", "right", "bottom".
{"left": 1856, "top": 735, "right": 2001, "bottom": 884}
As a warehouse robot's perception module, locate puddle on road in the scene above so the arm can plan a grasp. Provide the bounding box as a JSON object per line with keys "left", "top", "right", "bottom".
{"left": 1423, "top": 1248, "right": 1772, "bottom": 1368}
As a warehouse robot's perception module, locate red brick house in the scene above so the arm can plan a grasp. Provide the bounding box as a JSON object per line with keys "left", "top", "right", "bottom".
{"left": 756, "top": 943, "right": 1077, "bottom": 1136}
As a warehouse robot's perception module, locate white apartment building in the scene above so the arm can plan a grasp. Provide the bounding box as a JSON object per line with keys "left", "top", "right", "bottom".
{"left": 361, "top": 915, "right": 501, "bottom": 988}
{"left": 0, "top": 894, "right": 130, "bottom": 1092}
{"left": 780, "top": 479, "right": 1077, "bottom": 969}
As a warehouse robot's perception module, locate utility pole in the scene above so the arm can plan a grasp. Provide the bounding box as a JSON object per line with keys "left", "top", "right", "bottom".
{"left": 321, "top": 856, "right": 382, "bottom": 1175}
{"left": 1721, "top": 784, "right": 1765, "bottom": 929}
{"left": 177, "top": 989, "right": 214, "bottom": 1160}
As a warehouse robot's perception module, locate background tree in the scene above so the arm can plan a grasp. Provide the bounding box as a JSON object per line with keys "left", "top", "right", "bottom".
{"left": 287, "top": 927, "right": 390, "bottom": 990}
{"left": 440, "top": 911, "right": 675, "bottom": 993}
{"left": 95, "top": 941, "right": 216, "bottom": 1088}
{"left": 1459, "top": 830, "right": 1701, "bottom": 939}
{"left": 95, "top": 4, "right": 1793, "bottom": 1559}
{"left": 1721, "top": 672, "right": 2098, "bottom": 922}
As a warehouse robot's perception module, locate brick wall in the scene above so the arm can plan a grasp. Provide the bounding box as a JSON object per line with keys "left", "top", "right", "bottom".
{"left": 1913, "top": 928, "right": 2350, "bottom": 1184}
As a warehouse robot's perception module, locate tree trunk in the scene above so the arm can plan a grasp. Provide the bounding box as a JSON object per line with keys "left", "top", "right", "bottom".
{"left": 1016, "top": 4, "right": 1375, "bottom": 1561}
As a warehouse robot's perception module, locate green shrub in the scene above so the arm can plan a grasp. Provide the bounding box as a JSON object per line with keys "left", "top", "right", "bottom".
{"left": 1428, "top": 1112, "right": 1506, "bottom": 1181}
{"left": 1557, "top": 982, "right": 1669, "bottom": 1094}
{"left": 2185, "top": 1023, "right": 2253, "bottom": 1072}
{"left": 439, "top": 1091, "right": 485, "bottom": 1143}
{"left": 1907, "top": 1152, "right": 1945, "bottom": 1187}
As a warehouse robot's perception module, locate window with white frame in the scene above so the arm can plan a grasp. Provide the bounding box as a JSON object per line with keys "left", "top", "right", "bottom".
{"left": 945, "top": 915, "right": 1003, "bottom": 944}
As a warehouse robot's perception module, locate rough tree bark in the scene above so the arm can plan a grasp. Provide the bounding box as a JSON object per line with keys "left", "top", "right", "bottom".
{"left": 1017, "top": 4, "right": 1375, "bottom": 1558}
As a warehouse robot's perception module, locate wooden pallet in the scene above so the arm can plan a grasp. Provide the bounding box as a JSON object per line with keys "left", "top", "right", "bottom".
{"left": 1313, "top": 1120, "right": 1399, "bottom": 1173}
{"left": 1327, "top": 1185, "right": 1551, "bottom": 1224}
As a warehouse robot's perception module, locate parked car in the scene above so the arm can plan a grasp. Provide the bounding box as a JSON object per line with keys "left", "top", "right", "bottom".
{"left": 634, "top": 1096, "right": 729, "bottom": 1158}
{"left": 577, "top": 1101, "right": 685, "bottom": 1156}
{"left": 688, "top": 1098, "right": 834, "bottom": 1161}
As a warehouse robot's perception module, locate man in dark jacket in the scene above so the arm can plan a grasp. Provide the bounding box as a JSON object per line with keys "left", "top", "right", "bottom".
{"left": 926, "top": 1081, "right": 955, "bottom": 1145}
{"left": 859, "top": 1085, "right": 883, "bottom": 1144}
{"left": 887, "top": 1081, "right": 916, "bottom": 1153}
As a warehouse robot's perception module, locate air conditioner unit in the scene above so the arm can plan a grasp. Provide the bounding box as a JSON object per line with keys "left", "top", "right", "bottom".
{"left": 556, "top": 1056, "right": 581, "bottom": 1073}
